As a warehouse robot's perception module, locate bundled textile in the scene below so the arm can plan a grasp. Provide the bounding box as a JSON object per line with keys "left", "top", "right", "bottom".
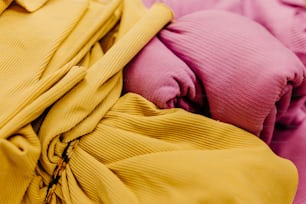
{"left": 124, "top": 0, "right": 306, "bottom": 203}
{"left": 0, "top": 0, "right": 301, "bottom": 203}
{"left": 142, "top": 0, "right": 306, "bottom": 66}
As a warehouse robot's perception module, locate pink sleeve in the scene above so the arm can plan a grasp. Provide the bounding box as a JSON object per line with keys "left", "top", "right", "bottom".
{"left": 143, "top": 0, "right": 306, "bottom": 67}
{"left": 142, "top": 0, "right": 238, "bottom": 18}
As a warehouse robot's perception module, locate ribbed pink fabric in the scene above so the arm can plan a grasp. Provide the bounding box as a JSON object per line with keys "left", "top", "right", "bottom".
{"left": 271, "top": 102, "right": 306, "bottom": 204}
{"left": 123, "top": 10, "right": 306, "bottom": 203}
{"left": 124, "top": 37, "right": 205, "bottom": 113}
{"left": 142, "top": 0, "right": 306, "bottom": 67}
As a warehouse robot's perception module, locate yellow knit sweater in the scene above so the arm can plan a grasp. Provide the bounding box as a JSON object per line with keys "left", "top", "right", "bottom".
{"left": 0, "top": 0, "right": 298, "bottom": 203}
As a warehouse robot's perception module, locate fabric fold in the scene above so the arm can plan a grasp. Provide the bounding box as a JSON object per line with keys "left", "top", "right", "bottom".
{"left": 136, "top": 3, "right": 306, "bottom": 203}
{"left": 125, "top": 9, "right": 306, "bottom": 140}
{"left": 124, "top": 9, "right": 306, "bottom": 203}
{"left": 124, "top": 37, "right": 205, "bottom": 113}
{"left": 66, "top": 93, "right": 298, "bottom": 204}
{"left": 15, "top": 0, "right": 49, "bottom": 12}
{"left": 0, "top": 0, "right": 48, "bottom": 15}
{"left": 0, "top": 0, "right": 89, "bottom": 133}
{"left": 1, "top": 0, "right": 48, "bottom": 14}
{"left": 0, "top": 0, "right": 302, "bottom": 203}
{"left": 0, "top": 1, "right": 89, "bottom": 202}
{"left": 0, "top": 0, "right": 13, "bottom": 15}
{"left": 0, "top": 125, "right": 41, "bottom": 204}
{"left": 142, "top": 0, "right": 306, "bottom": 67}
{"left": 0, "top": 0, "right": 126, "bottom": 202}
{"left": 22, "top": 2, "right": 174, "bottom": 203}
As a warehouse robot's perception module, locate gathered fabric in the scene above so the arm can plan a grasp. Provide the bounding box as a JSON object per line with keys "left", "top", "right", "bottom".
{"left": 0, "top": 0, "right": 301, "bottom": 203}
{"left": 35, "top": 92, "right": 298, "bottom": 204}
{"left": 123, "top": 3, "right": 306, "bottom": 203}
{"left": 0, "top": 0, "right": 171, "bottom": 202}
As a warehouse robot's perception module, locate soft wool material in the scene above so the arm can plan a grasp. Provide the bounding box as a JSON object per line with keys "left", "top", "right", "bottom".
{"left": 124, "top": 10, "right": 306, "bottom": 203}
{"left": 0, "top": 0, "right": 299, "bottom": 203}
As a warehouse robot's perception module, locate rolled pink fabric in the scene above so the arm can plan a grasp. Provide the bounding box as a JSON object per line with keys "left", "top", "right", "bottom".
{"left": 123, "top": 37, "right": 206, "bottom": 114}
{"left": 142, "top": 0, "right": 306, "bottom": 67}
{"left": 123, "top": 10, "right": 306, "bottom": 203}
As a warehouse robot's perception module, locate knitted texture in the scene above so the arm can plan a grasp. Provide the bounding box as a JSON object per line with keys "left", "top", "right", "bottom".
{"left": 124, "top": 9, "right": 306, "bottom": 203}
{"left": 0, "top": 0, "right": 175, "bottom": 203}
{"left": 0, "top": 0, "right": 47, "bottom": 13}
{"left": 0, "top": 1, "right": 89, "bottom": 202}
{"left": 0, "top": 0, "right": 300, "bottom": 203}
{"left": 125, "top": 9, "right": 306, "bottom": 140}
{"left": 142, "top": 0, "right": 306, "bottom": 67}
{"left": 138, "top": 2, "right": 306, "bottom": 203}
{"left": 55, "top": 92, "right": 298, "bottom": 204}
{"left": 0, "top": 0, "right": 121, "bottom": 202}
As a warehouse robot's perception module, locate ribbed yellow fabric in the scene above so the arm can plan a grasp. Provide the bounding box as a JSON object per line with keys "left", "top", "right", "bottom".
{"left": 16, "top": 1, "right": 172, "bottom": 203}
{"left": 0, "top": 0, "right": 127, "bottom": 203}
{"left": 15, "top": 0, "right": 48, "bottom": 12}
{"left": 0, "top": 0, "right": 13, "bottom": 15}
{"left": 76, "top": 93, "right": 297, "bottom": 204}
{"left": 0, "top": 1, "right": 89, "bottom": 203}
{"left": 0, "top": 0, "right": 89, "bottom": 137}
{"left": 116, "top": 0, "right": 147, "bottom": 39}
{"left": 0, "top": 0, "right": 298, "bottom": 204}
{"left": 78, "top": 42, "right": 105, "bottom": 69}
{"left": 41, "top": 0, "right": 122, "bottom": 77}
{"left": 0, "top": 0, "right": 48, "bottom": 14}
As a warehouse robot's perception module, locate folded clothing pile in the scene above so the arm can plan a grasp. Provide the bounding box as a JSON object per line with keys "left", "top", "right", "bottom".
{"left": 0, "top": 0, "right": 301, "bottom": 203}
{"left": 124, "top": 0, "right": 306, "bottom": 203}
